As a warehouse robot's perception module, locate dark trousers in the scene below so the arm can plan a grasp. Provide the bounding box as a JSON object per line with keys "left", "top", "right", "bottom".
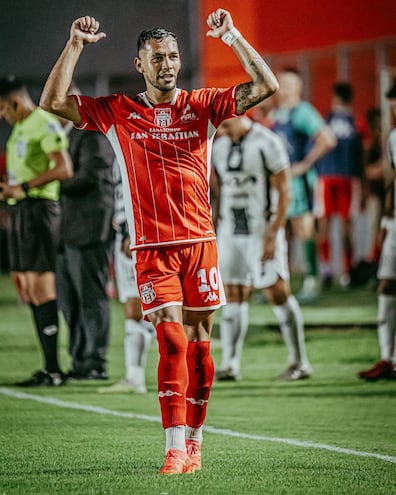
{"left": 56, "top": 240, "right": 112, "bottom": 374}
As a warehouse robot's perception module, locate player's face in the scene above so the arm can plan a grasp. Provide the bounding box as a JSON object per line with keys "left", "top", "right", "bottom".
{"left": 0, "top": 96, "right": 18, "bottom": 126}
{"left": 135, "top": 37, "right": 181, "bottom": 93}
{"left": 276, "top": 72, "right": 302, "bottom": 105}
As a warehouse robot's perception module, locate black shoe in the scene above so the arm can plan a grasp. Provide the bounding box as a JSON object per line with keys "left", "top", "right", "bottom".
{"left": 67, "top": 369, "right": 88, "bottom": 380}
{"left": 67, "top": 368, "right": 108, "bottom": 381}
{"left": 86, "top": 368, "right": 108, "bottom": 380}
{"left": 16, "top": 370, "right": 67, "bottom": 387}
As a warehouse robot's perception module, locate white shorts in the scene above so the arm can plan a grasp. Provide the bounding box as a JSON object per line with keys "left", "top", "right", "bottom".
{"left": 114, "top": 233, "right": 139, "bottom": 303}
{"left": 217, "top": 228, "right": 289, "bottom": 288}
{"left": 377, "top": 227, "right": 396, "bottom": 280}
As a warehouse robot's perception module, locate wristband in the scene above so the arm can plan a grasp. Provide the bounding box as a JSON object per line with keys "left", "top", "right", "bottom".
{"left": 21, "top": 182, "right": 30, "bottom": 196}
{"left": 221, "top": 28, "right": 241, "bottom": 47}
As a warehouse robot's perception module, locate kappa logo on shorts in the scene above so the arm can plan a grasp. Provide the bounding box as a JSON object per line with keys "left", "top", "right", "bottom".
{"left": 203, "top": 292, "right": 218, "bottom": 303}
{"left": 139, "top": 281, "right": 156, "bottom": 304}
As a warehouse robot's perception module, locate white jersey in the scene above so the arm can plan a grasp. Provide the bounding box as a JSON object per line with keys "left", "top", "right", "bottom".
{"left": 388, "top": 128, "right": 396, "bottom": 219}
{"left": 378, "top": 128, "right": 396, "bottom": 280}
{"left": 213, "top": 123, "right": 290, "bottom": 288}
{"left": 212, "top": 122, "right": 290, "bottom": 237}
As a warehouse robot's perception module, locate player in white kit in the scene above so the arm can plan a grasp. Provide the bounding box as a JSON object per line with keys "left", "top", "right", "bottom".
{"left": 359, "top": 80, "right": 396, "bottom": 381}
{"left": 211, "top": 116, "right": 312, "bottom": 381}
{"left": 99, "top": 160, "right": 153, "bottom": 393}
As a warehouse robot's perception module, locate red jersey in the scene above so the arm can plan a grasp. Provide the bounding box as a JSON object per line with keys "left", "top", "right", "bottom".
{"left": 75, "top": 87, "right": 237, "bottom": 249}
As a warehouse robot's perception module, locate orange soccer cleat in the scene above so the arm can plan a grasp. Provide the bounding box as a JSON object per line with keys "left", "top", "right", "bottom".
{"left": 159, "top": 449, "right": 194, "bottom": 475}
{"left": 186, "top": 439, "right": 202, "bottom": 471}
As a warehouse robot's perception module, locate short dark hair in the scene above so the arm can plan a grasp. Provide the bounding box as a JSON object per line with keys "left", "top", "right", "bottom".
{"left": 0, "top": 75, "right": 26, "bottom": 99}
{"left": 280, "top": 66, "right": 302, "bottom": 78}
{"left": 386, "top": 79, "right": 396, "bottom": 99}
{"left": 333, "top": 82, "right": 353, "bottom": 103}
{"left": 137, "top": 28, "right": 177, "bottom": 52}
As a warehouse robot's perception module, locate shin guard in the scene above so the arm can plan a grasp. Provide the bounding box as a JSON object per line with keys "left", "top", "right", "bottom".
{"left": 156, "top": 322, "right": 188, "bottom": 429}
{"left": 186, "top": 341, "right": 214, "bottom": 429}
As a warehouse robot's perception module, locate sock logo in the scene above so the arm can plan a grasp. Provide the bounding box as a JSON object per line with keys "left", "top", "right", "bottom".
{"left": 186, "top": 397, "right": 208, "bottom": 407}
{"left": 158, "top": 390, "right": 182, "bottom": 398}
{"left": 43, "top": 325, "right": 58, "bottom": 336}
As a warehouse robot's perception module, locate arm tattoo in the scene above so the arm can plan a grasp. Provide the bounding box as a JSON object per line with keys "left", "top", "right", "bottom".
{"left": 235, "top": 54, "right": 275, "bottom": 114}
{"left": 235, "top": 82, "right": 263, "bottom": 114}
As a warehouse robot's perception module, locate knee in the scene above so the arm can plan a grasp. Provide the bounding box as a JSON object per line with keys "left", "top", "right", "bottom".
{"left": 156, "top": 321, "right": 188, "bottom": 354}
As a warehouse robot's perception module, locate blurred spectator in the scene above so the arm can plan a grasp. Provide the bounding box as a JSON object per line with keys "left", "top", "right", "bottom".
{"left": 0, "top": 75, "right": 72, "bottom": 386}
{"left": 56, "top": 91, "right": 115, "bottom": 380}
{"left": 359, "top": 80, "right": 396, "bottom": 381}
{"left": 363, "top": 108, "right": 386, "bottom": 263}
{"left": 314, "top": 82, "right": 365, "bottom": 289}
{"left": 98, "top": 159, "right": 153, "bottom": 394}
{"left": 272, "top": 67, "right": 336, "bottom": 303}
{"left": 211, "top": 116, "right": 312, "bottom": 381}
{"left": 0, "top": 150, "right": 10, "bottom": 273}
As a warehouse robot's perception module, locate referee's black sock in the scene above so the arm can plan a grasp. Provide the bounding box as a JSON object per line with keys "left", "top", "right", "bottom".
{"left": 30, "top": 300, "right": 61, "bottom": 374}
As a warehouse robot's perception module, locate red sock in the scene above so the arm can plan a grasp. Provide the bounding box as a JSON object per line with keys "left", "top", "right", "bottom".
{"left": 319, "top": 239, "right": 330, "bottom": 264}
{"left": 186, "top": 341, "right": 214, "bottom": 429}
{"left": 156, "top": 322, "right": 188, "bottom": 429}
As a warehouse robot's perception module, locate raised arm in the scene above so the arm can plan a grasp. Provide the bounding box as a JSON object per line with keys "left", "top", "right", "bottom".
{"left": 40, "top": 16, "right": 106, "bottom": 123}
{"left": 207, "top": 8, "right": 279, "bottom": 114}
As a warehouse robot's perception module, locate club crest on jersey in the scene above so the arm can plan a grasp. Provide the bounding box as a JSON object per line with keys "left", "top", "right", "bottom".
{"left": 154, "top": 108, "right": 172, "bottom": 127}
{"left": 139, "top": 281, "right": 156, "bottom": 304}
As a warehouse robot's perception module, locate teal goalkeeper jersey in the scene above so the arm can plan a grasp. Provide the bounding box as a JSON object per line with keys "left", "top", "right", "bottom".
{"left": 6, "top": 107, "right": 68, "bottom": 201}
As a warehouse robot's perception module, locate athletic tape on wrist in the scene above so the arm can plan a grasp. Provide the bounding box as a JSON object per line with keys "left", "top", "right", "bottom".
{"left": 221, "top": 28, "right": 242, "bottom": 46}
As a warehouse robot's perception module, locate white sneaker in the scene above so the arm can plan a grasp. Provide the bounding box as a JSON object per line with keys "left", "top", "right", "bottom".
{"left": 296, "top": 276, "right": 321, "bottom": 303}
{"left": 98, "top": 378, "right": 147, "bottom": 394}
{"left": 277, "top": 365, "right": 312, "bottom": 381}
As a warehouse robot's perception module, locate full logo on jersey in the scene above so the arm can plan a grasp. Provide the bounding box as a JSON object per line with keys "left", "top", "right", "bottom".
{"left": 154, "top": 108, "right": 172, "bottom": 128}
{"left": 139, "top": 281, "right": 156, "bottom": 304}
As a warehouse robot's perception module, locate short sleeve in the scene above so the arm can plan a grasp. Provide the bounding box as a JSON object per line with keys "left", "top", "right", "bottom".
{"left": 261, "top": 129, "right": 290, "bottom": 173}
{"left": 193, "top": 87, "right": 237, "bottom": 128}
{"left": 388, "top": 129, "right": 396, "bottom": 169}
{"left": 73, "top": 94, "right": 116, "bottom": 134}
{"left": 41, "top": 118, "right": 69, "bottom": 154}
{"left": 293, "top": 102, "right": 325, "bottom": 137}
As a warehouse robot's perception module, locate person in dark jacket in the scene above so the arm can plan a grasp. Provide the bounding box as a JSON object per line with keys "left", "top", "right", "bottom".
{"left": 57, "top": 110, "right": 114, "bottom": 380}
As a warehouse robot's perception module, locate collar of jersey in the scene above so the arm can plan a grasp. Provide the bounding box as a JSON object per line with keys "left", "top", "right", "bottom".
{"left": 139, "top": 88, "right": 180, "bottom": 108}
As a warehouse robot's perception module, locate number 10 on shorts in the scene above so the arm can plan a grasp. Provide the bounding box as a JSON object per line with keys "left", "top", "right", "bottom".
{"left": 197, "top": 267, "right": 219, "bottom": 293}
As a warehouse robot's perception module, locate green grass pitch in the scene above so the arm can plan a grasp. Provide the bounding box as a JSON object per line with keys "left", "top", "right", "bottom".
{"left": 0, "top": 274, "right": 395, "bottom": 495}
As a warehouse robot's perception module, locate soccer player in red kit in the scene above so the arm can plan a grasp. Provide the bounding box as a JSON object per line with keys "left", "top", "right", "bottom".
{"left": 40, "top": 8, "right": 279, "bottom": 474}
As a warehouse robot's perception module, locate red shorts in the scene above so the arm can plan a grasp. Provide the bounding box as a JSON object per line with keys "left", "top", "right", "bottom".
{"left": 133, "top": 240, "right": 225, "bottom": 316}
{"left": 314, "top": 176, "right": 357, "bottom": 220}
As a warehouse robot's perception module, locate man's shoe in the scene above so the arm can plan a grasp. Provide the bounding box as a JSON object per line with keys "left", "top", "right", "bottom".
{"left": 296, "top": 276, "right": 321, "bottom": 304}
{"left": 215, "top": 367, "right": 239, "bottom": 381}
{"left": 16, "top": 370, "right": 67, "bottom": 387}
{"left": 160, "top": 449, "right": 194, "bottom": 475}
{"left": 186, "top": 440, "right": 201, "bottom": 471}
{"left": 86, "top": 368, "right": 108, "bottom": 380}
{"left": 68, "top": 368, "right": 108, "bottom": 381}
{"left": 98, "top": 379, "right": 146, "bottom": 394}
{"left": 277, "top": 365, "right": 311, "bottom": 381}
{"left": 359, "top": 360, "right": 393, "bottom": 381}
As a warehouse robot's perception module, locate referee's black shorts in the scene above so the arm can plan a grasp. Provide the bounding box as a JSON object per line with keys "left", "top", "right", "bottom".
{"left": 7, "top": 198, "right": 61, "bottom": 272}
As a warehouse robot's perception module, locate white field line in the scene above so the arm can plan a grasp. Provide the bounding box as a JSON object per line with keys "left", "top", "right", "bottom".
{"left": 1, "top": 387, "right": 395, "bottom": 464}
